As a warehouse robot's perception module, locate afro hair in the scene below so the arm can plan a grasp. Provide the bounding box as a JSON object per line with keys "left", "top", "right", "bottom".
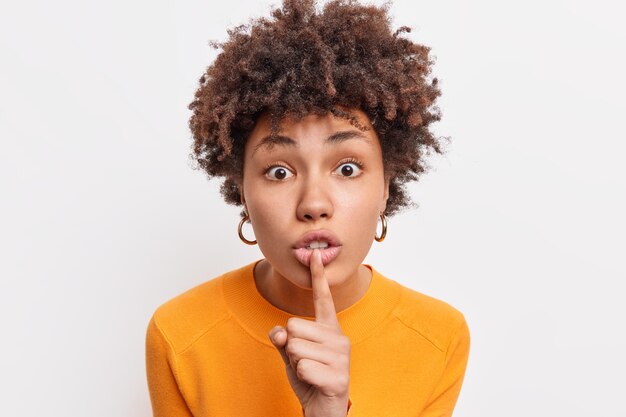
{"left": 188, "top": 0, "right": 447, "bottom": 216}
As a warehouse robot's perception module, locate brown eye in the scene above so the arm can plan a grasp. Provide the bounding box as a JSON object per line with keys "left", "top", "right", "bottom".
{"left": 266, "top": 166, "right": 293, "bottom": 180}
{"left": 335, "top": 162, "right": 361, "bottom": 177}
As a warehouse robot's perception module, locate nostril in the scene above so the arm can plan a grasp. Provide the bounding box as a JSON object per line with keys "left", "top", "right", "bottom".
{"left": 303, "top": 213, "right": 328, "bottom": 220}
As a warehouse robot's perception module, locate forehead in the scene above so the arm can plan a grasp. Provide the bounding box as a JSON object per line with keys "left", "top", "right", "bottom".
{"left": 245, "top": 108, "right": 379, "bottom": 152}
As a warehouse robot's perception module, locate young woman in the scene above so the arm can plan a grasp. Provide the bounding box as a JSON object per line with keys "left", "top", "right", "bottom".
{"left": 145, "top": 1, "right": 470, "bottom": 416}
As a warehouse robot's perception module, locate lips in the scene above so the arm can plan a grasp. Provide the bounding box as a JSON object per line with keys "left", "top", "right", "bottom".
{"left": 292, "top": 229, "right": 343, "bottom": 267}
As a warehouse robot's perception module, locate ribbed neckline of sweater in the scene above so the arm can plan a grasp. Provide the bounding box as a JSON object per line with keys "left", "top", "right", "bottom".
{"left": 221, "top": 259, "right": 401, "bottom": 346}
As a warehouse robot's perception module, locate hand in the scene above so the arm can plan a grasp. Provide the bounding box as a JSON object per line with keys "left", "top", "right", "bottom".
{"left": 269, "top": 249, "right": 351, "bottom": 417}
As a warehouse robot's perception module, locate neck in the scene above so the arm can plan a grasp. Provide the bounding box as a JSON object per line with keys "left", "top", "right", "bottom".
{"left": 253, "top": 259, "right": 372, "bottom": 317}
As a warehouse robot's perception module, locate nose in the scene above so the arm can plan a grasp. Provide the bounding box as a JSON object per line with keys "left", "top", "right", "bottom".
{"left": 296, "top": 176, "right": 334, "bottom": 222}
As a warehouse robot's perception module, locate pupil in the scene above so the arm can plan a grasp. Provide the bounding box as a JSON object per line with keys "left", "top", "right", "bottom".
{"left": 341, "top": 165, "right": 353, "bottom": 176}
{"left": 275, "top": 168, "right": 286, "bottom": 179}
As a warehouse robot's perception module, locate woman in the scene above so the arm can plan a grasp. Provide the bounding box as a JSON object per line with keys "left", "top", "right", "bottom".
{"left": 145, "top": 1, "right": 470, "bottom": 416}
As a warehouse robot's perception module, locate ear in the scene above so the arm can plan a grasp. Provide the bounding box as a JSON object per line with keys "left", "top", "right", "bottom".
{"left": 238, "top": 183, "right": 248, "bottom": 212}
{"left": 380, "top": 175, "right": 390, "bottom": 213}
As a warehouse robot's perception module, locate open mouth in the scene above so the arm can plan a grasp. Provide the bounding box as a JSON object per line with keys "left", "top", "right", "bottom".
{"left": 292, "top": 231, "right": 343, "bottom": 267}
{"left": 306, "top": 241, "right": 330, "bottom": 249}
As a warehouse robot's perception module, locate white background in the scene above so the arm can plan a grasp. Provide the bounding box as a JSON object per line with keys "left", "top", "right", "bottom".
{"left": 1, "top": 0, "right": 625, "bottom": 416}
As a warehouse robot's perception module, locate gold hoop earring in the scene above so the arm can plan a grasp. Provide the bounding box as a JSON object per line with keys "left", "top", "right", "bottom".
{"left": 375, "top": 213, "right": 387, "bottom": 242}
{"left": 238, "top": 214, "right": 257, "bottom": 245}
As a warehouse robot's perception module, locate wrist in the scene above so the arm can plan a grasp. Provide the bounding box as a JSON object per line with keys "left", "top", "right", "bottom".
{"left": 303, "top": 395, "right": 351, "bottom": 417}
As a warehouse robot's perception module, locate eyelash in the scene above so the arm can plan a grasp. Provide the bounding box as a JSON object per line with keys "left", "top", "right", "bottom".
{"left": 263, "top": 158, "right": 365, "bottom": 180}
{"left": 263, "top": 162, "right": 285, "bottom": 171}
{"left": 336, "top": 158, "right": 365, "bottom": 178}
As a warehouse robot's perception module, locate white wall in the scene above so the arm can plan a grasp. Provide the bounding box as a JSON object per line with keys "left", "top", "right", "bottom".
{"left": 1, "top": 0, "right": 624, "bottom": 415}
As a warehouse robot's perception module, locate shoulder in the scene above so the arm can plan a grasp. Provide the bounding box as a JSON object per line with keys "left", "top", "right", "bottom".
{"left": 148, "top": 264, "right": 248, "bottom": 354}
{"left": 387, "top": 277, "right": 469, "bottom": 353}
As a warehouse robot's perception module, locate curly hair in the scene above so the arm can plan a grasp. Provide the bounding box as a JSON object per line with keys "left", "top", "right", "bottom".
{"left": 188, "top": 0, "right": 446, "bottom": 217}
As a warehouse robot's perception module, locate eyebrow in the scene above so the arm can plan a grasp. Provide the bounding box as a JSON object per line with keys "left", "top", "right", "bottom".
{"left": 252, "top": 130, "right": 372, "bottom": 156}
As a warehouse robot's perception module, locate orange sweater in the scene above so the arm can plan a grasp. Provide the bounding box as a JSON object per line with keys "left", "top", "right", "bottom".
{"left": 145, "top": 261, "right": 470, "bottom": 417}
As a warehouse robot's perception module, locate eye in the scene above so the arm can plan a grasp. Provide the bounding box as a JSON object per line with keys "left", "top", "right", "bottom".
{"left": 265, "top": 165, "right": 294, "bottom": 180}
{"left": 335, "top": 161, "right": 363, "bottom": 177}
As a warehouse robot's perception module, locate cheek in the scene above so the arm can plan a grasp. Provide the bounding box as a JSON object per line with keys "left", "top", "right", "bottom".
{"left": 335, "top": 185, "right": 383, "bottom": 243}
{"left": 244, "top": 188, "right": 293, "bottom": 245}
{"left": 336, "top": 177, "right": 385, "bottom": 214}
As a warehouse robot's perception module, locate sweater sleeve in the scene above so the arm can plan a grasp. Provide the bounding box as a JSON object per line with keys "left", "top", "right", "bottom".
{"left": 420, "top": 318, "right": 471, "bottom": 417}
{"left": 145, "top": 315, "right": 194, "bottom": 417}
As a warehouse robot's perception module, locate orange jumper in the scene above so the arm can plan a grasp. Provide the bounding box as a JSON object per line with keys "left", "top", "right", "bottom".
{"left": 146, "top": 261, "right": 470, "bottom": 416}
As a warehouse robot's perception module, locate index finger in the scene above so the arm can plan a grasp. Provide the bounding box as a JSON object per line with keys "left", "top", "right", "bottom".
{"left": 310, "top": 249, "right": 340, "bottom": 328}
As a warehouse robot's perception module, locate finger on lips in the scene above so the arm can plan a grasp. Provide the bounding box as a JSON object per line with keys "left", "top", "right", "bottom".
{"left": 268, "top": 249, "right": 344, "bottom": 379}
{"left": 310, "top": 249, "right": 340, "bottom": 327}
